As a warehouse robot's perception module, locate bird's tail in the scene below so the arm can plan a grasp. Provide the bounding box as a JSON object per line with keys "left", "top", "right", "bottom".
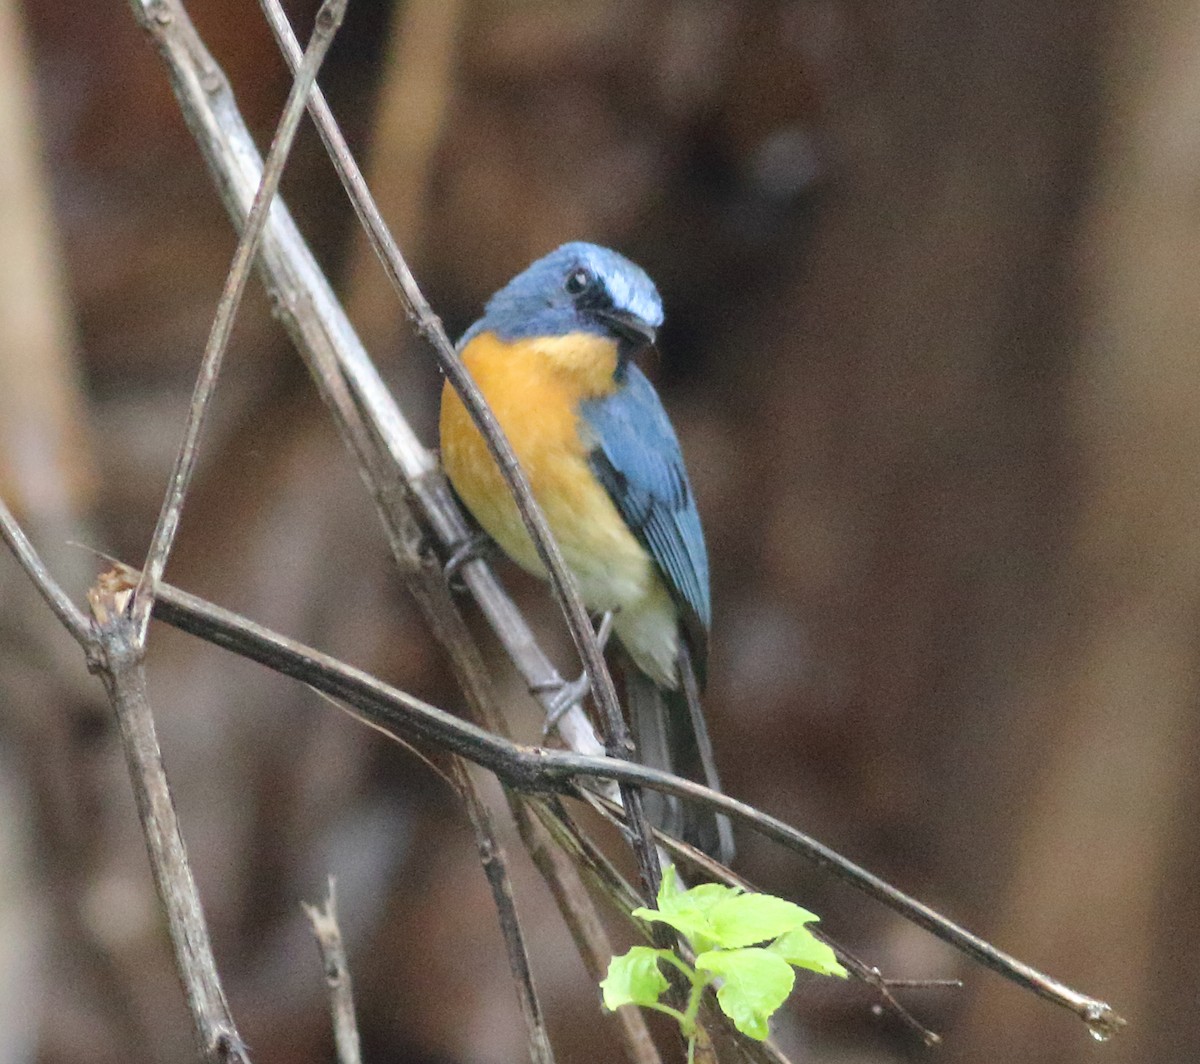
{"left": 625, "top": 648, "right": 735, "bottom": 864}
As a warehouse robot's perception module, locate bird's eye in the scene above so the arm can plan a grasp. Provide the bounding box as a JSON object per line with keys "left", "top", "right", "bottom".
{"left": 564, "top": 267, "right": 591, "bottom": 295}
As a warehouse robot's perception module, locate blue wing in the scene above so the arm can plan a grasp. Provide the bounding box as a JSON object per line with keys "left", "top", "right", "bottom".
{"left": 580, "top": 365, "right": 711, "bottom": 677}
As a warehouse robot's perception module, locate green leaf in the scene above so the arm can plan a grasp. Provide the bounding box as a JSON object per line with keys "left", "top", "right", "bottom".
{"left": 629, "top": 904, "right": 711, "bottom": 947}
{"left": 695, "top": 948, "right": 795, "bottom": 1040}
{"left": 706, "top": 894, "right": 821, "bottom": 949}
{"left": 655, "top": 863, "right": 736, "bottom": 915}
{"left": 600, "top": 947, "right": 672, "bottom": 1011}
{"left": 658, "top": 862, "right": 684, "bottom": 899}
{"left": 632, "top": 865, "right": 739, "bottom": 950}
{"left": 770, "top": 929, "right": 848, "bottom": 978}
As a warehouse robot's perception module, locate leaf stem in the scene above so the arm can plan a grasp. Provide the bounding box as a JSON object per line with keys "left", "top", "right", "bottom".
{"left": 655, "top": 949, "right": 699, "bottom": 984}
{"left": 682, "top": 972, "right": 709, "bottom": 1033}
{"left": 641, "top": 1002, "right": 690, "bottom": 1028}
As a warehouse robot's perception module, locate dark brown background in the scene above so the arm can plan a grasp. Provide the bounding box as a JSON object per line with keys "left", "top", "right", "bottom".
{"left": 0, "top": 1, "right": 1193, "bottom": 1062}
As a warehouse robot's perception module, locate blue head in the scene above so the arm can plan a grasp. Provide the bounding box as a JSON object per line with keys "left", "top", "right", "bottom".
{"left": 462, "top": 242, "right": 664, "bottom": 348}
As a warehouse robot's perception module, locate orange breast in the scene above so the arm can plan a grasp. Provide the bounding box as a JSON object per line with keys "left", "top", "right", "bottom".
{"left": 439, "top": 331, "right": 657, "bottom": 613}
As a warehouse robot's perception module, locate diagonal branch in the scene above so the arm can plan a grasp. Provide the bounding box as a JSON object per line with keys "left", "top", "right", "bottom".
{"left": 0, "top": 472, "right": 1124, "bottom": 1048}
{"left": 130, "top": 0, "right": 348, "bottom": 642}
{"left": 144, "top": 574, "right": 1125, "bottom": 1042}
{"left": 122, "top": 0, "right": 603, "bottom": 766}
{"left": 0, "top": 494, "right": 92, "bottom": 649}
{"left": 451, "top": 758, "right": 557, "bottom": 1064}
{"left": 5, "top": 6, "right": 352, "bottom": 1054}
{"left": 254, "top": 0, "right": 662, "bottom": 898}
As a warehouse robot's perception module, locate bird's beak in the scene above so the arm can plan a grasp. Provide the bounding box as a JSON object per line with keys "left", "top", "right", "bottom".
{"left": 594, "top": 308, "right": 657, "bottom": 347}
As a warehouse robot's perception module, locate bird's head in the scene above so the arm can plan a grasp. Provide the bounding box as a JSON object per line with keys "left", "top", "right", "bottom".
{"left": 464, "top": 242, "right": 663, "bottom": 351}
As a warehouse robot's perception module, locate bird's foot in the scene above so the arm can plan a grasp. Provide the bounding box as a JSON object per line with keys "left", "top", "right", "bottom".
{"left": 442, "top": 530, "right": 494, "bottom": 589}
{"left": 539, "top": 673, "right": 592, "bottom": 735}
{"left": 536, "top": 612, "right": 614, "bottom": 737}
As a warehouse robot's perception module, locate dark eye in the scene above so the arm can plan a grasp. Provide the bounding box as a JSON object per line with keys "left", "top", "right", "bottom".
{"left": 564, "top": 267, "right": 591, "bottom": 295}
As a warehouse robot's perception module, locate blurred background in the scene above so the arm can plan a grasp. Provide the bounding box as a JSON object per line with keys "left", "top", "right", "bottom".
{"left": 0, "top": 0, "right": 1194, "bottom": 1061}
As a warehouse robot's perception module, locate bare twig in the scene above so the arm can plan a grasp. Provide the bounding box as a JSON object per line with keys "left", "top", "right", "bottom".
{"left": 130, "top": 0, "right": 348, "bottom": 642}
{"left": 1, "top": 481, "right": 1121, "bottom": 1046}
{"left": 0, "top": 495, "right": 92, "bottom": 649}
{"left": 85, "top": 572, "right": 248, "bottom": 1064}
{"left": 144, "top": 575, "right": 1125, "bottom": 1041}
{"left": 329, "top": 681, "right": 652, "bottom": 1064}
{"left": 0, "top": 12, "right": 378, "bottom": 1044}
{"left": 298, "top": 295, "right": 568, "bottom": 1064}
{"left": 302, "top": 880, "right": 362, "bottom": 1064}
{"left": 254, "top": 0, "right": 614, "bottom": 722}
{"left": 255, "top": 0, "right": 664, "bottom": 898}
{"left": 451, "top": 760, "right": 557, "bottom": 1064}
{"left": 121, "top": 5, "right": 603, "bottom": 1051}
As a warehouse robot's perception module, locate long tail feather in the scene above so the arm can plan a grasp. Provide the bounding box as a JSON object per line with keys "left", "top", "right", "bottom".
{"left": 625, "top": 648, "right": 735, "bottom": 864}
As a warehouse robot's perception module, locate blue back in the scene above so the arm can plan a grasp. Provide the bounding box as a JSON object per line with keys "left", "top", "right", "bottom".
{"left": 581, "top": 365, "right": 711, "bottom": 678}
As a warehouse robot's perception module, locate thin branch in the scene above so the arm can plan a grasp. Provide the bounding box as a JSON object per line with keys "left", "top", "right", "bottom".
{"left": 0, "top": 494, "right": 93, "bottom": 649}
{"left": 538, "top": 792, "right": 940, "bottom": 1059}
{"left": 330, "top": 682, "right": 650, "bottom": 1064}
{"left": 512, "top": 802, "right": 663, "bottom": 1064}
{"left": 253, "top": 0, "right": 613, "bottom": 718}
{"left": 130, "top": 0, "right": 348, "bottom": 642}
{"left": 0, "top": 10, "right": 329, "bottom": 1039}
{"left": 144, "top": 574, "right": 1125, "bottom": 1041}
{"left": 451, "top": 759, "right": 556, "bottom": 1064}
{"left": 87, "top": 572, "right": 249, "bottom": 1064}
{"left": 255, "top": 0, "right": 663, "bottom": 898}
{"left": 580, "top": 788, "right": 952, "bottom": 1047}
{"left": 302, "top": 880, "right": 362, "bottom": 1064}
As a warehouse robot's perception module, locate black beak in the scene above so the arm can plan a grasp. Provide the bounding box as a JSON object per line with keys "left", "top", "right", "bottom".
{"left": 594, "top": 307, "right": 657, "bottom": 347}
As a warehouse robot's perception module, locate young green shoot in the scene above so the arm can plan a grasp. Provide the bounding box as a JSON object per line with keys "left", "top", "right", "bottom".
{"left": 601, "top": 866, "right": 847, "bottom": 1059}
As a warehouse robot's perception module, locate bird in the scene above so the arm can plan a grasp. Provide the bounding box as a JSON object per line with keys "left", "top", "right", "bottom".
{"left": 439, "top": 241, "right": 734, "bottom": 863}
